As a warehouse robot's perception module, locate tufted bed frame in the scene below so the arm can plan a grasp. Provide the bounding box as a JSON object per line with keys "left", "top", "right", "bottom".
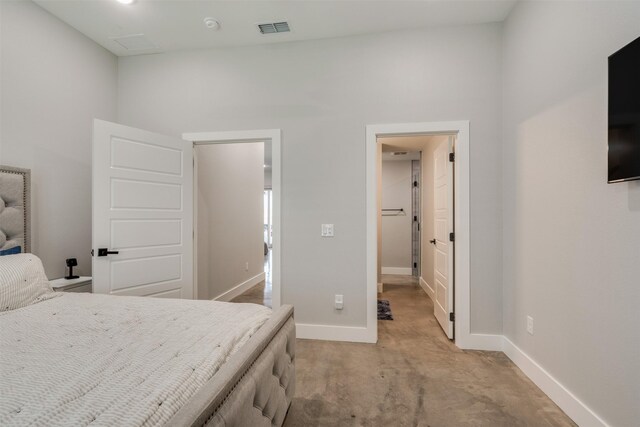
{"left": 169, "top": 305, "right": 296, "bottom": 427}
{"left": 1, "top": 165, "right": 295, "bottom": 426}
{"left": 0, "top": 166, "right": 30, "bottom": 254}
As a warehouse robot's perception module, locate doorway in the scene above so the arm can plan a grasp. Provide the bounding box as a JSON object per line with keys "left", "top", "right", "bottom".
{"left": 193, "top": 141, "right": 267, "bottom": 303}
{"left": 366, "top": 121, "right": 471, "bottom": 347}
{"left": 184, "top": 129, "right": 282, "bottom": 309}
{"left": 263, "top": 175, "right": 273, "bottom": 306}
{"left": 380, "top": 150, "right": 420, "bottom": 280}
{"left": 379, "top": 135, "right": 455, "bottom": 338}
{"left": 91, "top": 121, "right": 281, "bottom": 307}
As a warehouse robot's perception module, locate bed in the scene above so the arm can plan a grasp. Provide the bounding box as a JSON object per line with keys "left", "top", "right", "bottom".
{"left": 0, "top": 254, "right": 295, "bottom": 426}
{"left": 0, "top": 166, "right": 30, "bottom": 255}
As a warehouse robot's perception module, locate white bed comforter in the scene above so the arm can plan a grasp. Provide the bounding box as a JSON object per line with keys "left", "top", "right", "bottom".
{"left": 0, "top": 293, "right": 271, "bottom": 426}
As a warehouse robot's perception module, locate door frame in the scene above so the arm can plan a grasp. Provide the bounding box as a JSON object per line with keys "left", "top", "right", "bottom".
{"left": 264, "top": 189, "right": 273, "bottom": 248}
{"left": 366, "top": 121, "right": 475, "bottom": 348}
{"left": 182, "top": 129, "right": 282, "bottom": 309}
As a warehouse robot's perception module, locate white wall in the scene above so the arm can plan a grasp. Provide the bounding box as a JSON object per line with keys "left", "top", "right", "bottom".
{"left": 0, "top": 0, "right": 117, "bottom": 278}
{"left": 381, "top": 160, "right": 412, "bottom": 272}
{"left": 502, "top": 2, "right": 640, "bottom": 425}
{"left": 196, "top": 142, "right": 264, "bottom": 300}
{"left": 117, "top": 24, "right": 504, "bottom": 332}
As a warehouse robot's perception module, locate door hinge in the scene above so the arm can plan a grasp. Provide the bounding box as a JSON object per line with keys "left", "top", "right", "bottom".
{"left": 449, "top": 232, "right": 455, "bottom": 242}
{"left": 413, "top": 262, "right": 417, "bottom": 268}
{"left": 449, "top": 312, "right": 455, "bottom": 322}
{"left": 449, "top": 153, "right": 455, "bottom": 162}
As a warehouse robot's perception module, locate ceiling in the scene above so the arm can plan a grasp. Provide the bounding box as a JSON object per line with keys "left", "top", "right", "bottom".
{"left": 34, "top": 0, "right": 517, "bottom": 56}
{"left": 380, "top": 134, "right": 451, "bottom": 153}
{"left": 381, "top": 151, "right": 421, "bottom": 161}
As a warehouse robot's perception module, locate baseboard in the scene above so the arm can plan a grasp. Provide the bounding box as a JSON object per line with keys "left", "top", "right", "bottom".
{"left": 296, "top": 323, "right": 376, "bottom": 343}
{"left": 212, "top": 272, "right": 265, "bottom": 302}
{"left": 419, "top": 276, "right": 434, "bottom": 300}
{"left": 456, "top": 333, "right": 504, "bottom": 351}
{"left": 381, "top": 267, "right": 412, "bottom": 275}
{"left": 503, "top": 337, "right": 609, "bottom": 427}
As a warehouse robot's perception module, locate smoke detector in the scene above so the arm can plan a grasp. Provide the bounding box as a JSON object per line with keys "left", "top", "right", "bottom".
{"left": 204, "top": 18, "right": 220, "bottom": 30}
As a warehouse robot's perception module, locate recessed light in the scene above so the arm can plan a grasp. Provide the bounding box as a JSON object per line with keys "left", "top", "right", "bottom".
{"left": 116, "top": 0, "right": 135, "bottom": 4}
{"left": 204, "top": 18, "right": 220, "bottom": 30}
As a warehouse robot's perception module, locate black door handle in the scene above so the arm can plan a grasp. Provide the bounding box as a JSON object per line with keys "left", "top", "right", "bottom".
{"left": 430, "top": 239, "right": 436, "bottom": 245}
{"left": 97, "top": 248, "right": 119, "bottom": 257}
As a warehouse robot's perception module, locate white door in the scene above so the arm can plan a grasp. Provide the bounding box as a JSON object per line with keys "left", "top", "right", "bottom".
{"left": 433, "top": 137, "right": 454, "bottom": 338}
{"left": 92, "top": 119, "right": 193, "bottom": 298}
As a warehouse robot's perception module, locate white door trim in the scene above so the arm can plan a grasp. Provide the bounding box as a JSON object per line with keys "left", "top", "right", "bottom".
{"left": 367, "top": 121, "right": 481, "bottom": 349}
{"left": 182, "top": 129, "right": 282, "bottom": 309}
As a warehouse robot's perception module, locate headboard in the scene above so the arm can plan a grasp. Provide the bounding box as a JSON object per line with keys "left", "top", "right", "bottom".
{"left": 0, "top": 166, "right": 31, "bottom": 255}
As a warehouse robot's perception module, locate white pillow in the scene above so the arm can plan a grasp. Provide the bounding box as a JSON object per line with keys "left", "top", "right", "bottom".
{"left": 0, "top": 254, "right": 58, "bottom": 312}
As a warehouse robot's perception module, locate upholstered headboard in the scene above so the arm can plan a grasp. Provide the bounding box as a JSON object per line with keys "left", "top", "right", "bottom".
{"left": 0, "top": 166, "right": 31, "bottom": 255}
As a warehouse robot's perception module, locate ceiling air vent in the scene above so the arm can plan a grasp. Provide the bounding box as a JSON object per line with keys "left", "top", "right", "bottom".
{"left": 258, "top": 22, "right": 290, "bottom": 34}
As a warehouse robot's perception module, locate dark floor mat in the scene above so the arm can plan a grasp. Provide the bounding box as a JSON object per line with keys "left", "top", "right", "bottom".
{"left": 377, "top": 299, "right": 394, "bottom": 320}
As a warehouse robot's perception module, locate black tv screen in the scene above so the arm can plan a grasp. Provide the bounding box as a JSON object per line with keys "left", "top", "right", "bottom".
{"left": 608, "top": 36, "right": 640, "bottom": 183}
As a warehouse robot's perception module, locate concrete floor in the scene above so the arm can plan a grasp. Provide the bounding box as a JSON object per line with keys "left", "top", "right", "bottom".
{"left": 233, "top": 274, "right": 575, "bottom": 427}
{"left": 231, "top": 252, "right": 272, "bottom": 307}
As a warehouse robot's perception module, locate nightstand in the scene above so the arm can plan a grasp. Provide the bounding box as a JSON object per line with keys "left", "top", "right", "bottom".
{"left": 49, "top": 276, "right": 92, "bottom": 293}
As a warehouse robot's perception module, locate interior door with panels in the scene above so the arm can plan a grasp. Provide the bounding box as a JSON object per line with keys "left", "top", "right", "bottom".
{"left": 92, "top": 119, "right": 193, "bottom": 298}
{"left": 433, "top": 136, "right": 454, "bottom": 338}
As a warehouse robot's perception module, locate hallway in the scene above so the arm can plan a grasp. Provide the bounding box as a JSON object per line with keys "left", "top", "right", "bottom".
{"left": 233, "top": 275, "right": 575, "bottom": 426}
{"left": 231, "top": 252, "right": 272, "bottom": 307}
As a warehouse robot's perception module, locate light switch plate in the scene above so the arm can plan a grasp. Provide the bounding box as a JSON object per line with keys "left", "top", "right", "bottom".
{"left": 321, "top": 224, "right": 334, "bottom": 237}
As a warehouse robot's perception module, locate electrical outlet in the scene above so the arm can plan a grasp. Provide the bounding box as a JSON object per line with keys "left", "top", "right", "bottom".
{"left": 321, "top": 224, "right": 334, "bottom": 237}
{"left": 335, "top": 294, "right": 344, "bottom": 310}
{"left": 245, "top": 261, "right": 249, "bottom": 271}
{"left": 526, "top": 316, "right": 534, "bottom": 335}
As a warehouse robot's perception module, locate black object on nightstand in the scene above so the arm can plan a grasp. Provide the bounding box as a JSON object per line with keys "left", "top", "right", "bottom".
{"left": 65, "top": 258, "right": 79, "bottom": 280}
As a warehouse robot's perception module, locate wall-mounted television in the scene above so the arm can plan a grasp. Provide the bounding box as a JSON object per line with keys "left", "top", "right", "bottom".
{"left": 608, "top": 36, "right": 640, "bottom": 183}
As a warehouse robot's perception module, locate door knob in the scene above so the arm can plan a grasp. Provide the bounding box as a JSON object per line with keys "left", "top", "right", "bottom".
{"left": 429, "top": 239, "right": 436, "bottom": 245}
{"left": 97, "top": 248, "right": 119, "bottom": 257}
